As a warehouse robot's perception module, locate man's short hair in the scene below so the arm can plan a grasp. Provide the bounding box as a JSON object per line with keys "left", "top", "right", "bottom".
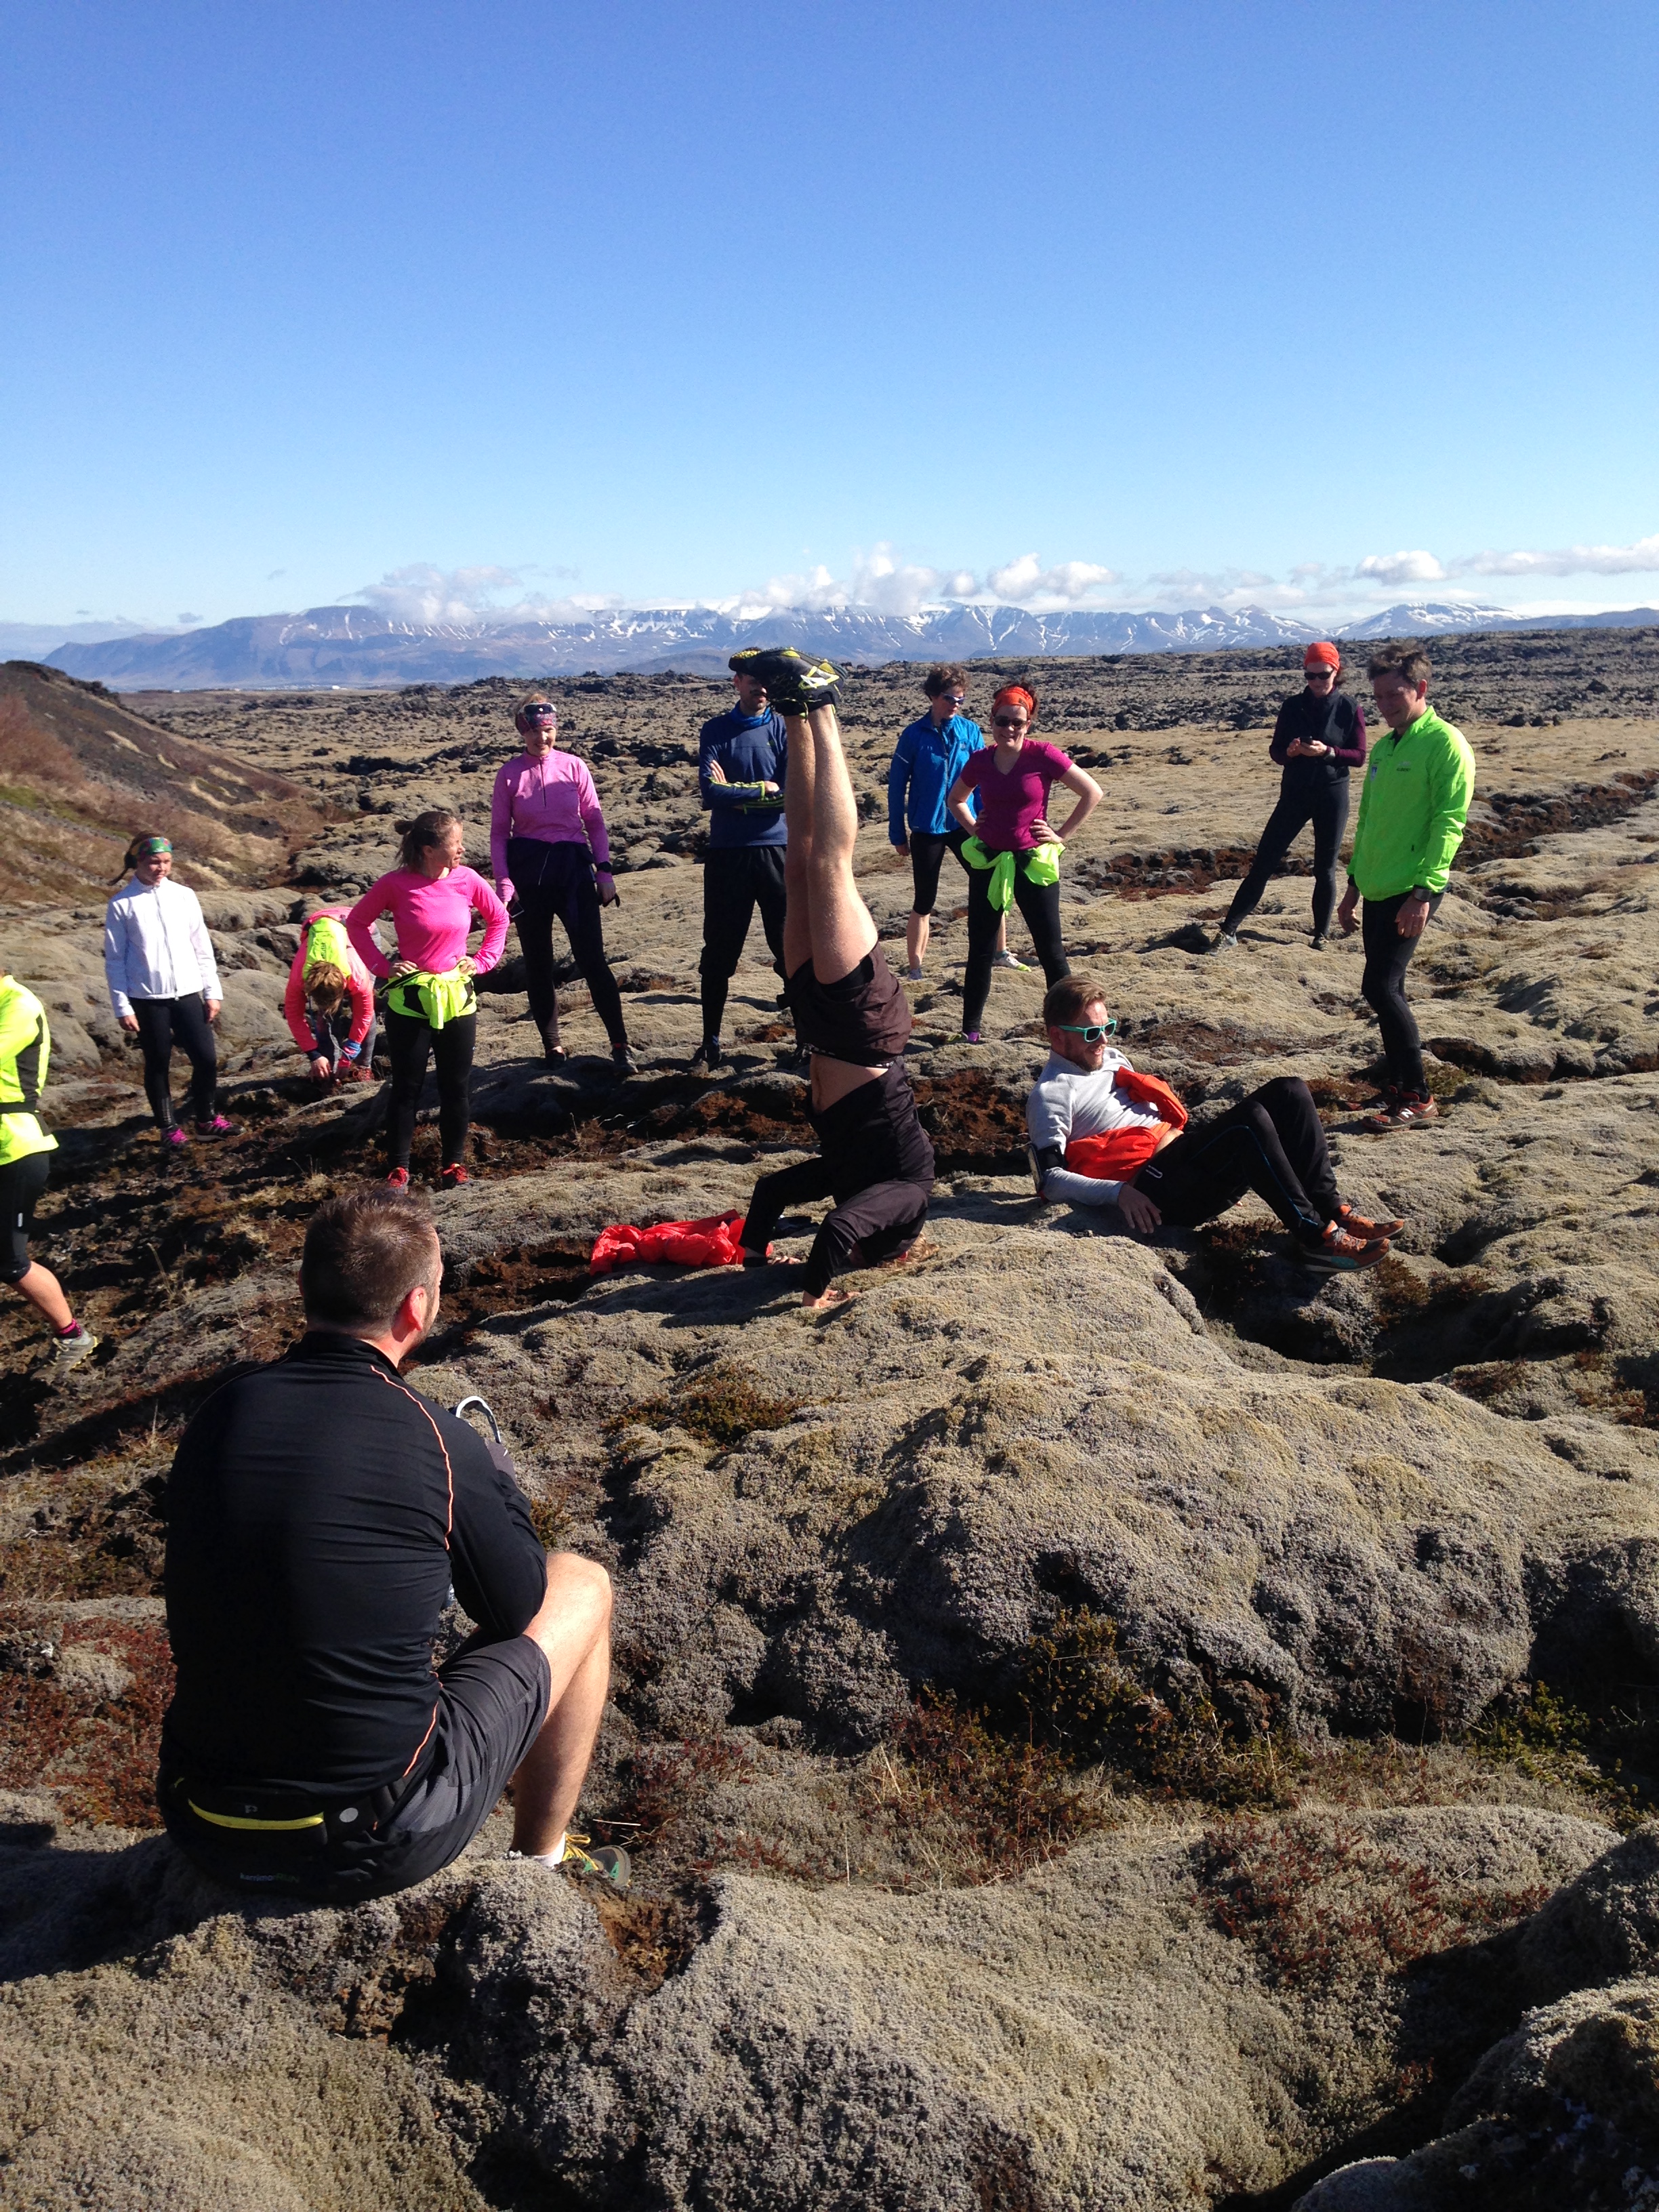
{"left": 923, "top": 664, "right": 968, "bottom": 699}
{"left": 300, "top": 1188, "right": 440, "bottom": 1331}
{"left": 1043, "top": 975, "right": 1108, "bottom": 1027}
{"left": 1367, "top": 645, "right": 1432, "bottom": 687}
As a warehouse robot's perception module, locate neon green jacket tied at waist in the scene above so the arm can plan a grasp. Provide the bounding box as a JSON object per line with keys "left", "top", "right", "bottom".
{"left": 1347, "top": 708, "right": 1476, "bottom": 900}
{"left": 0, "top": 981, "right": 57, "bottom": 1167}
{"left": 385, "top": 968, "right": 476, "bottom": 1029}
{"left": 961, "top": 838, "right": 1062, "bottom": 912}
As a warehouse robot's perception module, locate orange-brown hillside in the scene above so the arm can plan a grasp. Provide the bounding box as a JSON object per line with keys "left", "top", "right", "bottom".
{"left": 0, "top": 661, "right": 337, "bottom": 903}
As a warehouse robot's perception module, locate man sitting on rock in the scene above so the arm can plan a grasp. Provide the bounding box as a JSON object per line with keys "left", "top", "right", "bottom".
{"left": 1026, "top": 977, "right": 1399, "bottom": 1270}
{"left": 159, "top": 1186, "right": 623, "bottom": 1900}
{"left": 735, "top": 649, "right": 936, "bottom": 1310}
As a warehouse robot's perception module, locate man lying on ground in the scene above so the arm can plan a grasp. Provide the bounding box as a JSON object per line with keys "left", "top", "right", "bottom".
{"left": 159, "top": 1186, "right": 623, "bottom": 1900}
{"left": 735, "top": 649, "right": 936, "bottom": 1310}
{"left": 1025, "top": 976, "right": 1399, "bottom": 1270}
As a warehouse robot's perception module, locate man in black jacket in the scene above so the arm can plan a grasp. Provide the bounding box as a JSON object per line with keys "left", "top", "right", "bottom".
{"left": 159, "top": 1186, "right": 619, "bottom": 1900}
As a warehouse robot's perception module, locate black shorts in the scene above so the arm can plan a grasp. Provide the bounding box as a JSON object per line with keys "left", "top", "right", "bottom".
{"left": 908, "top": 829, "right": 966, "bottom": 916}
{"left": 160, "top": 1634, "right": 552, "bottom": 1901}
{"left": 0, "top": 1151, "right": 50, "bottom": 1286}
{"left": 786, "top": 952, "right": 913, "bottom": 1065}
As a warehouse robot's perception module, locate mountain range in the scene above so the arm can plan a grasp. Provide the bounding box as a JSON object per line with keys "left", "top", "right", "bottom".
{"left": 23, "top": 598, "right": 1659, "bottom": 690}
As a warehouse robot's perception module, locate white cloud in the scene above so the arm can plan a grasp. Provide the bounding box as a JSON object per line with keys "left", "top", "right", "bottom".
{"left": 985, "top": 554, "right": 1120, "bottom": 604}
{"left": 352, "top": 563, "right": 602, "bottom": 628}
{"left": 1356, "top": 550, "right": 1448, "bottom": 586}
{"left": 1454, "top": 533, "right": 1659, "bottom": 577}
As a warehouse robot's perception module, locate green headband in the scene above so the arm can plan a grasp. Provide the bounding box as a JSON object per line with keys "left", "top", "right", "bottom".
{"left": 136, "top": 837, "right": 172, "bottom": 857}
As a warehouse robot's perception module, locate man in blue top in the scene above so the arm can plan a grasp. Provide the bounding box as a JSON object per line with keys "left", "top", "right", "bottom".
{"left": 693, "top": 658, "right": 791, "bottom": 1070}
{"left": 888, "top": 665, "right": 1018, "bottom": 981}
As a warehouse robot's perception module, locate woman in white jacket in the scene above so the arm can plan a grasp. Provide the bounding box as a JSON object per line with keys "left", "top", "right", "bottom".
{"left": 103, "top": 834, "right": 230, "bottom": 1149}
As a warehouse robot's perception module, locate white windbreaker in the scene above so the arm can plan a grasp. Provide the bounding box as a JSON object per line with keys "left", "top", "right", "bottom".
{"left": 103, "top": 875, "right": 224, "bottom": 1019}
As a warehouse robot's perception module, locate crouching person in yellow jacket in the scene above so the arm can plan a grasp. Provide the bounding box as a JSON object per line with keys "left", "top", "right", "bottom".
{"left": 0, "top": 976, "right": 98, "bottom": 1366}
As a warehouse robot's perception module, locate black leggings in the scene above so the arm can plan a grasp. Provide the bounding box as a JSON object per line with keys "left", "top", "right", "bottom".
{"left": 1361, "top": 889, "right": 1442, "bottom": 1097}
{"left": 131, "top": 994, "right": 217, "bottom": 1128}
{"left": 1132, "top": 1077, "right": 1339, "bottom": 1244}
{"left": 0, "top": 1151, "right": 51, "bottom": 1285}
{"left": 743, "top": 1159, "right": 932, "bottom": 1296}
{"left": 700, "top": 846, "right": 787, "bottom": 1037}
{"left": 384, "top": 1009, "right": 476, "bottom": 1170}
{"left": 962, "top": 859, "right": 1069, "bottom": 1034}
{"left": 1223, "top": 776, "right": 1349, "bottom": 939}
{"left": 909, "top": 829, "right": 967, "bottom": 917}
{"left": 508, "top": 838, "right": 627, "bottom": 1050}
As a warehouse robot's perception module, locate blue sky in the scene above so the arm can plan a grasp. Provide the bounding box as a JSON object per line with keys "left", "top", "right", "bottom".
{"left": 5, "top": 0, "right": 1658, "bottom": 634}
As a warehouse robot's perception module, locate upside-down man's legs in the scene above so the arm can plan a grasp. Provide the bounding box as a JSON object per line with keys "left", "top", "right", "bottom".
{"left": 781, "top": 704, "right": 878, "bottom": 985}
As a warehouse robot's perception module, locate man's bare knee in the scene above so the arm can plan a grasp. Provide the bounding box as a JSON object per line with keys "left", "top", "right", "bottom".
{"left": 526, "top": 1551, "right": 611, "bottom": 1661}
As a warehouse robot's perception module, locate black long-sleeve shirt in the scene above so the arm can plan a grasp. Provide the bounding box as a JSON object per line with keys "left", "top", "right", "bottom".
{"left": 1268, "top": 687, "right": 1367, "bottom": 781}
{"left": 163, "top": 1333, "right": 547, "bottom": 1795}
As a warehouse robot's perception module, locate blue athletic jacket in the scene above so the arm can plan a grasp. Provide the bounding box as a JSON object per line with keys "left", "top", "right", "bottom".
{"left": 699, "top": 710, "right": 789, "bottom": 850}
{"left": 888, "top": 713, "right": 985, "bottom": 841}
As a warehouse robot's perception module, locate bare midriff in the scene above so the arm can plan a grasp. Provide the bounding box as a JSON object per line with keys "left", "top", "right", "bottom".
{"left": 809, "top": 1054, "right": 886, "bottom": 1113}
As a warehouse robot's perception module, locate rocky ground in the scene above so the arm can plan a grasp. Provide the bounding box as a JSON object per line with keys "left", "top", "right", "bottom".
{"left": 3, "top": 636, "right": 1659, "bottom": 2209}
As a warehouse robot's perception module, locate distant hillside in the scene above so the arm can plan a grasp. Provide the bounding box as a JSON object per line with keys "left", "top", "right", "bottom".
{"left": 0, "top": 661, "right": 335, "bottom": 904}
{"left": 42, "top": 597, "right": 1658, "bottom": 693}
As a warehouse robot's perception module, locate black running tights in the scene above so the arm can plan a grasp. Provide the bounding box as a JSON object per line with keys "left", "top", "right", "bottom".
{"left": 962, "top": 862, "right": 1069, "bottom": 1034}
{"left": 132, "top": 994, "right": 218, "bottom": 1129}
{"left": 1223, "top": 778, "right": 1349, "bottom": 939}
{"left": 510, "top": 842, "right": 628, "bottom": 1050}
{"left": 741, "top": 1157, "right": 931, "bottom": 1297}
{"left": 1130, "top": 1077, "right": 1339, "bottom": 1242}
{"left": 384, "top": 1009, "right": 476, "bottom": 1170}
{"left": 1361, "top": 889, "right": 1441, "bottom": 1097}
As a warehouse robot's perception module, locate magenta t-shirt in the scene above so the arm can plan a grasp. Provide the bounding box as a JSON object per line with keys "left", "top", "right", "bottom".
{"left": 956, "top": 739, "right": 1074, "bottom": 850}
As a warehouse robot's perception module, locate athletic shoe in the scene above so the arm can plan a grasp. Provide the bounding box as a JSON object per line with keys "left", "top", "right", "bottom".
{"left": 194, "top": 1114, "right": 232, "bottom": 1137}
{"left": 905, "top": 968, "right": 925, "bottom": 983}
{"left": 439, "top": 1164, "right": 470, "bottom": 1189}
{"left": 961, "top": 1031, "right": 983, "bottom": 1045}
{"left": 1311, "top": 934, "right": 1328, "bottom": 951}
{"left": 730, "top": 647, "right": 841, "bottom": 714}
{"left": 506, "top": 1836, "right": 632, "bottom": 1890}
{"left": 52, "top": 1324, "right": 100, "bottom": 1368}
{"left": 689, "top": 1036, "right": 724, "bottom": 1072}
{"left": 991, "top": 949, "right": 1030, "bottom": 971}
{"left": 1298, "top": 1223, "right": 1391, "bottom": 1273}
{"left": 1366, "top": 1092, "right": 1439, "bottom": 1130}
{"left": 385, "top": 1166, "right": 411, "bottom": 1190}
{"left": 1208, "top": 930, "right": 1239, "bottom": 953}
{"left": 161, "top": 1125, "right": 188, "bottom": 1150}
{"left": 1337, "top": 1201, "right": 1405, "bottom": 1241}
{"left": 611, "top": 1046, "right": 636, "bottom": 1073}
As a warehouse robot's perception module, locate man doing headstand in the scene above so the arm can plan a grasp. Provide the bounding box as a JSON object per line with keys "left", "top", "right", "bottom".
{"left": 1027, "top": 976, "right": 1400, "bottom": 1269}
{"left": 736, "top": 651, "right": 935, "bottom": 1310}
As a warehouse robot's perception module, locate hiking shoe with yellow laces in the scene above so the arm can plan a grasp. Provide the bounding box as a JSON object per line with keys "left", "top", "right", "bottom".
{"left": 507, "top": 1832, "right": 632, "bottom": 1890}
{"left": 729, "top": 647, "right": 841, "bottom": 714}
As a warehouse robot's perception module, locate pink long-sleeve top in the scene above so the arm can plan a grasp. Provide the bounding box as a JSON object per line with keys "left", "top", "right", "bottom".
{"left": 283, "top": 905, "right": 378, "bottom": 1051}
{"left": 346, "top": 867, "right": 509, "bottom": 982}
{"left": 490, "top": 750, "right": 613, "bottom": 888}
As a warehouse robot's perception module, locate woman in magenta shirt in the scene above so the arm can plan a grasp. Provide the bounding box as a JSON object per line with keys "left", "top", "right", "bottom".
{"left": 347, "top": 811, "right": 508, "bottom": 1189}
{"left": 491, "top": 696, "right": 632, "bottom": 1069}
{"left": 947, "top": 683, "right": 1101, "bottom": 1043}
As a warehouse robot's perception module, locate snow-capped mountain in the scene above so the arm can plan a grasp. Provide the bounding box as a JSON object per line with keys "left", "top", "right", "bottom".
{"left": 30, "top": 598, "right": 1659, "bottom": 691}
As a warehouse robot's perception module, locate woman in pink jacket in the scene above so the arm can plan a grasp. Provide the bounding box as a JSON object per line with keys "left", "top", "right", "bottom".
{"left": 491, "top": 696, "right": 632, "bottom": 1070}
{"left": 283, "top": 907, "right": 378, "bottom": 1086}
{"left": 346, "top": 813, "right": 509, "bottom": 1189}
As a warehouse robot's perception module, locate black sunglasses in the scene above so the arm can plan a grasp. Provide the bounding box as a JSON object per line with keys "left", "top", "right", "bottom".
{"left": 993, "top": 714, "right": 1028, "bottom": 729}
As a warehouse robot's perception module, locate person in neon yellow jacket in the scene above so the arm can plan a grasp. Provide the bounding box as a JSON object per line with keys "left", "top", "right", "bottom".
{"left": 0, "top": 976, "right": 98, "bottom": 1365}
{"left": 1336, "top": 645, "right": 1476, "bottom": 1129}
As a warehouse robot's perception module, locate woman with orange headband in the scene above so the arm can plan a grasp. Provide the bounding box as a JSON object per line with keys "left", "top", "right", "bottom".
{"left": 946, "top": 684, "right": 1101, "bottom": 1043}
{"left": 1212, "top": 641, "right": 1367, "bottom": 953}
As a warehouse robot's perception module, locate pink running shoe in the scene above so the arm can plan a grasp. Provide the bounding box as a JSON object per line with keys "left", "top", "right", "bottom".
{"left": 194, "top": 1114, "right": 233, "bottom": 1137}
{"left": 385, "top": 1166, "right": 411, "bottom": 1191}
{"left": 161, "top": 1125, "right": 188, "bottom": 1150}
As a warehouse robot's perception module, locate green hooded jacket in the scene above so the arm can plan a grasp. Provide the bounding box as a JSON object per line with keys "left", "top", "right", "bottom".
{"left": 1348, "top": 706, "right": 1476, "bottom": 900}
{"left": 0, "top": 979, "right": 57, "bottom": 1167}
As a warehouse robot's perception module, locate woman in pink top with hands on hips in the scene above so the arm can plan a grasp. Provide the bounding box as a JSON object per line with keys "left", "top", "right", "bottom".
{"left": 946, "top": 683, "right": 1101, "bottom": 1044}
{"left": 491, "top": 696, "right": 632, "bottom": 1071}
{"left": 347, "top": 811, "right": 508, "bottom": 1190}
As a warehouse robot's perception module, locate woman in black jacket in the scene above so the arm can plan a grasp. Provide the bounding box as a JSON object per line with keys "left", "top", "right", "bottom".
{"left": 1212, "top": 641, "right": 1366, "bottom": 952}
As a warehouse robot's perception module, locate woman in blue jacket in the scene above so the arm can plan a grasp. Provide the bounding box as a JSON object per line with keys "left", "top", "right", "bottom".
{"left": 888, "top": 666, "right": 1016, "bottom": 981}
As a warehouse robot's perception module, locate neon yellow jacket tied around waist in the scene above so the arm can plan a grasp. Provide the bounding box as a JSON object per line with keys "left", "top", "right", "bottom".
{"left": 0, "top": 981, "right": 57, "bottom": 1167}
{"left": 386, "top": 968, "right": 476, "bottom": 1030}
{"left": 960, "top": 838, "right": 1062, "bottom": 912}
{"left": 1348, "top": 708, "right": 1476, "bottom": 900}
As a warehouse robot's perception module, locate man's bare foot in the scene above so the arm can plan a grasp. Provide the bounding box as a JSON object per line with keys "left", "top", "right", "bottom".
{"left": 801, "top": 1284, "right": 857, "bottom": 1310}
